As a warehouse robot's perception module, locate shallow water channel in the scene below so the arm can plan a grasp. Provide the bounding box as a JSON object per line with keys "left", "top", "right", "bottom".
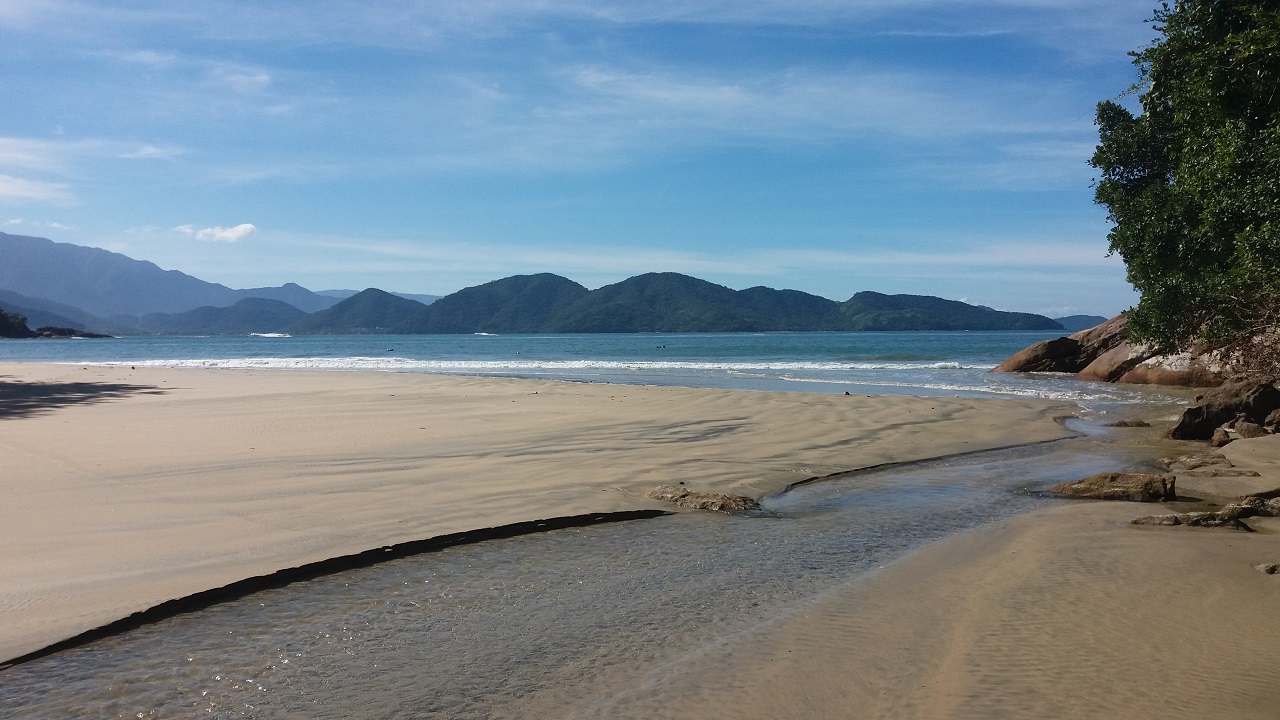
{"left": 0, "top": 422, "right": 1180, "bottom": 719}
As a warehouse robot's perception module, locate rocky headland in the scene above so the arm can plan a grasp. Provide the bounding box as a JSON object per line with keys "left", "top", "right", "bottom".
{"left": 992, "top": 314, "right": 1224, "bottom": 386}
{"left": 996, "top": 315, "right": 1280, "bottom": 444}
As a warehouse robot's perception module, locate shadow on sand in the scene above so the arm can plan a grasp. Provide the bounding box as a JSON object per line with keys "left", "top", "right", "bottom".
{"left": 0, "top": 377, "right": 165, "bottom": 419}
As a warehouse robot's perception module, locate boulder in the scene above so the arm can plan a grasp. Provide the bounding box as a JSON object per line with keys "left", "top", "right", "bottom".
{"left": 1266, "top": 409, "right": 1280, "bottom": 433}
{"left": 1233, "top": 419, "right": 1269, "bottom": 439}
{"left": 648, "top": 485, "right": 763, "bottom": 513}
{"left": 1076, "top": 342, "right": 1159, "bottom": 383}
{"left": 993, "top": 315, "right": 1128, "bottom": 374}
{"left": 1210, "top": 427, "right": 1235, "bottom": 447}
{"left": 1167, "top": 376, "right": 1280, "bottom": 440}
{"left": 1114, "top": 351, "right": 1226, "bottom": 387}
{"left": 1048, "top": 472, "right": 1175, "bottom": 502}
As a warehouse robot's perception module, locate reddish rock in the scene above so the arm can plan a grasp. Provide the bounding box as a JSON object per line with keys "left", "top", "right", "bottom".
{"left": 993, "top": 315, "right": 1129, "bottom": 374}
{"left": 1076, "top": 342, "right": 1159, "bottom": 382}
{"left": 995, "top": 314, "right": 1225, "bottom": 387}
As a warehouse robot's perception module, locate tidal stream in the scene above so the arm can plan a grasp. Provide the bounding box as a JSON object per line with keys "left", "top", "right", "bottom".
{"left": 0, "top": 420, "right": 1186, "bottom": 719}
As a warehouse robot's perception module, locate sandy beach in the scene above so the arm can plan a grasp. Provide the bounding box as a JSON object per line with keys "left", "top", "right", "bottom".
{"left": 0, "top": 361, "right": 1075, "bottom": 666}
{"left": 611, "top": 451, "right": 1280, "bottom": 719}
{"left": 3, "top": 361, "right": 1277, "bottom": 718}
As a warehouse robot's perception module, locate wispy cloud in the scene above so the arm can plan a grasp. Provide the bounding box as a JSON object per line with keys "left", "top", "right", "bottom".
{"left": 174, "top": 223, "right": 258, "bottom": 242}
{"left": 207, "top": 63, "right": 271, "bottom": 93}
{"left": 118, "top": 144, "right": 184, "bottom": 160}
{"left": 0, "top": 174, "right": 72, "bottom": 202}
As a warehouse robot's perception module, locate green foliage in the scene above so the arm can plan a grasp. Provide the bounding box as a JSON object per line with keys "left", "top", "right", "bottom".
{"left": 1092, "top": 1, "right": 1280, "bottom": 356}
{"left": 0, "top": 306, "right": 36, "bottom": 338}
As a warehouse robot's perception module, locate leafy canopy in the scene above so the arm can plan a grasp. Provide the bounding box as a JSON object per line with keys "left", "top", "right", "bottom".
{"left": 1091, "top": 0, "right": 1280, "bottom": 358}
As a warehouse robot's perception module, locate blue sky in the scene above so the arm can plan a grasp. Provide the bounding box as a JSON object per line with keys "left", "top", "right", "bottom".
{"left": 0, "top": 1, "right": 1157, "bottom": 316}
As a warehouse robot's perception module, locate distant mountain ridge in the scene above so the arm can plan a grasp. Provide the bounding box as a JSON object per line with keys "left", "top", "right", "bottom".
{"left": 1053, "top": 315, "right": 1110, "bottom": 332}
{"left": 0, "top": 232, "right": 341, "bottom": 317}
{"left": 318, "top": 289, "right": 439, "bottom": 305}
{"left": 0, "top": 233, "right": 1067, "bottom": 336}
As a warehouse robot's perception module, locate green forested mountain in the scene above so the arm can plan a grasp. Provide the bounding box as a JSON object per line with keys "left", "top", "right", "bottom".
{"left": 291, "top": 289, "right": 429, "bottom": 334}
{"left": 545, "top": 273, "right": 832, "bottom": 332}
{"left": 138, "top": 298, "right": 308, "bottom": 335}
{"left": 295, "top": 272, "right": 1058, "bottom": 334}
{"left": 395, "top": 274, "right": 589, "bottom": 333}
{"left": 833, "top": 292, "right": 1062, "bottom": 331}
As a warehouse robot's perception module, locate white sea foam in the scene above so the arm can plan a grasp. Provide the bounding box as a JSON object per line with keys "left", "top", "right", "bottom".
{"left": 85, "top": 357, "right": 996, "bottom": 372}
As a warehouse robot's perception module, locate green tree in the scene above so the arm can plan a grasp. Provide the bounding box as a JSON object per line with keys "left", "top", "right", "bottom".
{"left": 1091, "top": 1, "right": 1280, "bottom": 363}
{"left": 0, "top": 307, "right": 35, "bottom": 338}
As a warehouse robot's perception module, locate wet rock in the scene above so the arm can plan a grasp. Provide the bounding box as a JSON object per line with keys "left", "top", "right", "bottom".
{"left": 1130, "top": 514, "right": 1182, "bottom": 526}
{"left": 1155, "top": 452, "right": 1231, "bottom": 472}
{"left": 648, "top": 485, "right": 763, "bottom": 514}
{"left": 1176, "top": 467, "right": 1261, "bottom": 478}
{"left": 1105, "top": 419, "right": 1151, "bottom": 428}
{"left": 1210, "top": 427, "right": 1235, "bottom": 447}
{"left": 1048, "top": 472, "right": 1175, "bottom": 502}
{"left": 1131, "top": 511, "right": 1254, "bottom": 531}
{"left": 1168, "top": 376, "right": 1280, "bottom": 440}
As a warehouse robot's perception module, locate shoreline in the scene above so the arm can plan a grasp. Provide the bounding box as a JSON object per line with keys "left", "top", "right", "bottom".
{"left": 0, "top": 361, "right": 1077, "bottom": 665}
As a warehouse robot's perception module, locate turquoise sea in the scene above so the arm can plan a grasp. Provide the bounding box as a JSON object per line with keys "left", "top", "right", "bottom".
{"left": 0, "top": 330, "right": 1183, "bottom": 409}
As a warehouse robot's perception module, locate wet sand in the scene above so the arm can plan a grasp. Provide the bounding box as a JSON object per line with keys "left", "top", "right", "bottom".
{"left": 0, "top": 362, "right": 1074, "bottom": 665}
{"left": 622, "top": 436, "right": 1280, "bottom": 720}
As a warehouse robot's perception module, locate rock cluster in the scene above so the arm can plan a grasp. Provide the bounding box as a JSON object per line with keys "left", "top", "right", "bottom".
{"left": 647, "top": 485, "right": 764, "bottom": 513}
{"left": 1168, "top": 376, "right": 1280, "bottom": 441}
{"left": 1132, "top": 490, "right": 1280, "bottom": 532}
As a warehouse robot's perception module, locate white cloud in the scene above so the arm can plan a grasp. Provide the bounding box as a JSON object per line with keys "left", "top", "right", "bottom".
{"left": 2, "top": 216, "right": 72, "bottom": 229}
{"left": 0, "top": 174, "right": 72, "bottom": 202}
{"left": 175, "top": 223, "right": 258, "bottom": 242}
{"left": 208, "top": 63, "right": 272, "bottom": 93}
{"left": 118, "top": 144, "right": 183, "bottom": 160}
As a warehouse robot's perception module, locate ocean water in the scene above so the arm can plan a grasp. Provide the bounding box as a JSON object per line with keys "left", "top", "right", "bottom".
{"left": 0, "top": 331, "right": 1186, "bottom": 410}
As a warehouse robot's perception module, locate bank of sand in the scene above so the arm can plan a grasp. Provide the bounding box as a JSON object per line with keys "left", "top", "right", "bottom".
{"left": 0, "top": 362, "right": 1076, "bottom": 665}
{"left": 615, "top": 435, "right": 1280, "bottom": 720}
{"left": 6, "top": 363, "right": 1277, "bottom": 718}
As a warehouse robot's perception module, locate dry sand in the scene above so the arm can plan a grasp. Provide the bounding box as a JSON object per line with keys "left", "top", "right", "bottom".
{"left": 606, "top": 436, "right": 1280, "bottom": 720}
{"left": 0, "top": 362, "right": 1074, "bottom": 665}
